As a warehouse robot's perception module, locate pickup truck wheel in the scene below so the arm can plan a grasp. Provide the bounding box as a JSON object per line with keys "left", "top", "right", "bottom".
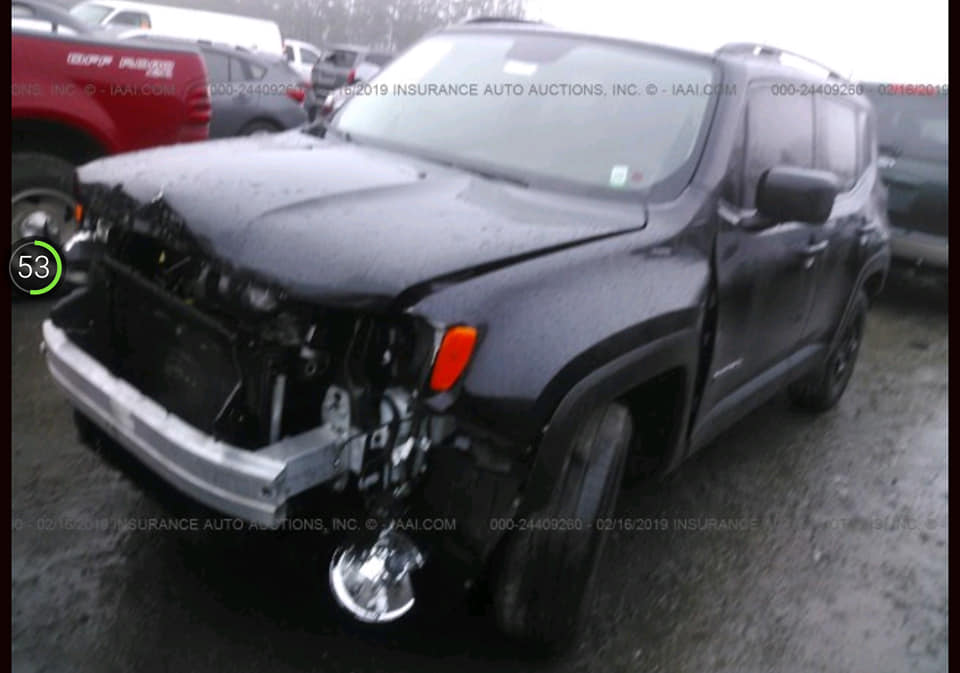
{"left": 789, "top": 291, "right": 867, "bottom": 412}
{"left": 491, "top": 402, "right": 632, "bottom": 651}
{"left": 12, "top": 153, "right": 78, "bottom": 247}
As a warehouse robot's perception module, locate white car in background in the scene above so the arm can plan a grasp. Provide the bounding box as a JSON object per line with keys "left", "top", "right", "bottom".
{"left": 69, "top": 0, "right": 284, "bottom": 55}
{"left": 284, "top": 38, "right": 324, "bottom": 79}
{"left": 13, "top": 0, "right": 87, "bottom": 34}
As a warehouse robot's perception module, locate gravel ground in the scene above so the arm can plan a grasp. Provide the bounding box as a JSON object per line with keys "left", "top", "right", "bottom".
{"left": 12, "top": 273, "right": 947, "bottom": 673}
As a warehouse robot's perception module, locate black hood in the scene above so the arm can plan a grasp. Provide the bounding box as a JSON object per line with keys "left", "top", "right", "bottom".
{"left": 78, "top": 131, "right": 647, "bottom": 309}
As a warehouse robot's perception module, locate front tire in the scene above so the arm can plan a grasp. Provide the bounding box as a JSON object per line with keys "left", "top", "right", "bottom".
{"left": 491, "top": 402, "right": 633, "bottom": 651}
{"left": 789, "top": 291, "right": 868, "bottom": 411}
{"left": 12, "top": 153, "right": 78, "bottom": 247}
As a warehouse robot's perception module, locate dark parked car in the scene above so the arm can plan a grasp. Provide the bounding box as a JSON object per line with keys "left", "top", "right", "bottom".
{"left": 199, "top": 42, "right": 310, "bottom": 136}
{"left": 863, "top": 83, "right": 948, "bottom": 272}
{"left": 310, "top": 43, "right": 392, "bottom": 99}
{"left": 47, "top": 25, "right": 889, "bottom": 650}
{"left": 138, "top": 38, "right": 310, "bottom": 136}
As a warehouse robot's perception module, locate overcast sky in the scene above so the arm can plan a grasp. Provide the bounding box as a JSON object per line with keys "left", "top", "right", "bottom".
{"left": 524, "top": 0, "right": 948, "bottom": 83}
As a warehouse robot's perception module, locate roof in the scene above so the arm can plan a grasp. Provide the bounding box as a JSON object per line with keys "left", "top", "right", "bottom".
{"left": 321, "top": 43, "right": 366, "bottom": 52}
{"left": 129, "top": 33, "right": 283, "bottom": 63}
{"left": 73, "top": 0, "right": 279, "bottom": 27}
{"left": 713, "top": 42, "right": 847, "bottom": 81}
{"left": 459, "top": 16, "right": 546, "bottom": 25}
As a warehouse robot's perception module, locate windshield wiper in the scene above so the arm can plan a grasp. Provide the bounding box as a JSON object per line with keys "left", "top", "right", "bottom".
{"left": 433, "top": 159, "right": 529, "bottom": 188}
{"left": 303, "top": 118, "right": 327, "bottom": 138}
{"left": 303, "top": 119, "right": 352, "bottom": 143}
{"left": 300, "top": 126, "right": 523, "bottom": 185}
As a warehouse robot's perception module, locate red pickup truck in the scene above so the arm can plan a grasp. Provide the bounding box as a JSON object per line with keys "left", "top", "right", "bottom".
{"left": 12, "top": 26, "right": 211, "bottom": 249}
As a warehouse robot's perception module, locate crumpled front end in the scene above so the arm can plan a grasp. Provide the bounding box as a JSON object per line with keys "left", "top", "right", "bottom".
{"left": 46, "top": 191, "right": 455, "bottom": 527}
{"left": 45, "top": 181, "right": 532, "bottom": 622}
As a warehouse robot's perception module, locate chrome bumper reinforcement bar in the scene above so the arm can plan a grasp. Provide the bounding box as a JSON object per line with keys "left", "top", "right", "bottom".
{"left": 42, "top": 319, "right": 349, "bottom": 526}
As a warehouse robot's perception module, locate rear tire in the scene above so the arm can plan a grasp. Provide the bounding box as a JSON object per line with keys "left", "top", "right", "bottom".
{"left": 491, "top": 402, "right": 633, "bottom": 652}
{"left": 789, "top": 291, "right": 868, "bottom": 411}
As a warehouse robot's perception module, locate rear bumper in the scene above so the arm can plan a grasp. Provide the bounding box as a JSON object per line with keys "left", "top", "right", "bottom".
{"left": 889, "top": 227, "right": 948, "bottom": 269}
{"left": 43, "top": 319, "right": 349, "bottom": 526}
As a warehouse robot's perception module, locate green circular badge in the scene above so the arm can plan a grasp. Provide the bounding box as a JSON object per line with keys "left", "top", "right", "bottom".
{"left": 9, "top": 238, "right": 64, "bottom": 296}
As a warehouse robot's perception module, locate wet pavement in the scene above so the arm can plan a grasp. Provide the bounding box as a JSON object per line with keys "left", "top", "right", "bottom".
{"left": 12, "top": 274, "right": 947, "bottom": 673}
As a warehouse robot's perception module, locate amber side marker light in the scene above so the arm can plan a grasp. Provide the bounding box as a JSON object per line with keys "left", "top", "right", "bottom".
{"left": 73, "top": 203, "right": 84, "bottom": 224}
{"left": 429, "top": 326, "right": 478, "bottom": 392}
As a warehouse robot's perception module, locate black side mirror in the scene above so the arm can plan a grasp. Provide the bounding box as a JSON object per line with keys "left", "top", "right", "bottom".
{"left": 755, "top": 166, "right": 839, "bottom": 225}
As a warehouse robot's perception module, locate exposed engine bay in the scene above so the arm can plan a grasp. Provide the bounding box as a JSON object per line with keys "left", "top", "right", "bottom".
{"left": 63, "top": 191, "right": 457, "bottom": 498}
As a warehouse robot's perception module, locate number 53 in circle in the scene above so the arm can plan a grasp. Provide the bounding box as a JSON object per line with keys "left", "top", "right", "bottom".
{"left": 9, "top": 238, "right": 64, "bottom": 296}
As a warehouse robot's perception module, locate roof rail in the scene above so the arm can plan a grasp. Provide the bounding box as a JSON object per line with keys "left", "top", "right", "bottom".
{"left": 460, "top": 16, "right": 545, "bottom": 25}
{"left": 715, "top": 42, "right": 846, "bottom": 81}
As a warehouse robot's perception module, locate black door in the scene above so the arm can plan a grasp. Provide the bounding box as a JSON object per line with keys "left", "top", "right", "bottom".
{"left": 700, "top": 82, "right": 824, "bottom": 411}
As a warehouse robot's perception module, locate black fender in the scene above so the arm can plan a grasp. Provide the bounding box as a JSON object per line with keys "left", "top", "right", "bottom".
{"left": 408, "top": 189, "right": 718, "bottom": 520}
{"left": 832, "top": 248, "right": 890, "bottom": 349}
{"left": 518, "top": 327, "right": 701, "bottom": 516}
{"left": 412, "top": 193, "right": 715, "bottom": 446}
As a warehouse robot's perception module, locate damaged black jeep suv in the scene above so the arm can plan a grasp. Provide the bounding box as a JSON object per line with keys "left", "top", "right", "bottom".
{"left": 46, "top": 24, "right": 890, "bottom": 649}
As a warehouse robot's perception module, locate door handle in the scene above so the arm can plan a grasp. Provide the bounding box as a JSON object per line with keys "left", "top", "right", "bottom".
{"left": 803, "top": 240, "right": 829, "bottom": 255}
{"left": 801, "top": 240, "right": 829, "bottom": 269}
{"left": 857, "top": 219, "right": 880, "bottom": 247}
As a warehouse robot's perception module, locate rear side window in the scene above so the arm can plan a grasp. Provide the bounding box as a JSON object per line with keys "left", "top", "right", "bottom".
{"left": 741, "top": 84, "right": 814, "bottom": 207}
{"left": 109, "top": 11, "right": 150, "bottom": 27}
{"left": 236, "top": 58, "right": 266, "bottom": 80}
{"left": 300, "top": 48, "right": 319, "bottom": 64}
{"left": 815, "top": 96, "right": 859, "bottom": 190}
{"left": 202, "top": 52, "right": 230, "bottom": 85}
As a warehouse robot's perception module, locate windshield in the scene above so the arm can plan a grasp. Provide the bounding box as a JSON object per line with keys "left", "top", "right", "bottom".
{"left": 332, "top": 32, "right": 717, "bottom": 198}
{"left": 69, "top": 3, "right": 113, "bottom": 24}
{"left": 867, "top": 91, "right": 948, "bottom": 162}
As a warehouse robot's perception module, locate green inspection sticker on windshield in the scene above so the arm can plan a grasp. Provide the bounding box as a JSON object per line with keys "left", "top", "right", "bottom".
{"left": 609, "top": 165, "right": 629, "bottom": 188}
